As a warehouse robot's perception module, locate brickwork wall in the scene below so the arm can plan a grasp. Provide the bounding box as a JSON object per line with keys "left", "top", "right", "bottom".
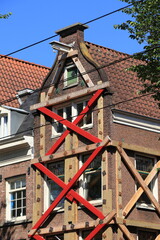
{"left": 0, "top": 160, "right": 33, "bottom": 240}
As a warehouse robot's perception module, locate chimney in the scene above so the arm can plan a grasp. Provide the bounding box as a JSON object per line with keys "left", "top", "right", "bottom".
{"left": 55, "top": 23, "right": 88, "bottom": 45}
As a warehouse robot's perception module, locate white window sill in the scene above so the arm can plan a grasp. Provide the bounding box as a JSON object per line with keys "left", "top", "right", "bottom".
{"left": 6, "top": 216, "right": 26, "bottom": 223}
{"left": 51, "top": 124, "right": 93, "bottom": 139}
{"left": 136, "top": 203, "right": 155, "bottom": 211}
{"left": 63, "top": 82, "right": 79, "bottom": 90}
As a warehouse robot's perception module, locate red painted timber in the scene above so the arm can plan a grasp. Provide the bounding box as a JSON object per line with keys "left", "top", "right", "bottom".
{"left": 43, "top": 89, "right": 104, "bottom": 155}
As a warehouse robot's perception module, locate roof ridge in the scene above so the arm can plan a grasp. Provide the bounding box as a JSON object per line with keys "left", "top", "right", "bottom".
{"left": 85, "top": 41, "right": 131, "bottom": 57}
{"left": 0, "top": 54, "right": 50, "bottom": 69}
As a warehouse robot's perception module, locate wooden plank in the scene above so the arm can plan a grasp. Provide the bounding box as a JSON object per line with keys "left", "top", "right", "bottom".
{"left": 30, "top": 218, "right": 160, "bottom": 236}
{"left": 123, "top": 160, "right": 160, "bottom": 217}
{"left": 32, "top": 92, "right": 45, "bottom": 225}
{"left": 115, "top": 151, "right": 122, "bottom": 217}
{"left": 52, "top": 53, "right": 67, "bottom": 86}
{"left": 45, "top": 85, "right": 55, "bottom": 101}
{"left": 85, "top": 210, "right": 116, "bottom": 240}
{"left": 124, "top": 218, "right": 160, "bottom": 230}
{"left": 30, "top": 82, "right": 109, "bottom": 110}
{"left": 115, "top": 151, "right": 123, "bottom": 240}
{"left": 72, "top": 56, "right": 94, "bottom": 87}
{"left": 97, "top": 81, "right": 104, "bottom": 140}
{"left": 117, "top": 146, "right": 160, "bottom": 215}
{"left": 111, "top": 140, "right": 160, "bottom": 157}
{"left": 155, "top": 235, "right": 160, "bottom": 240}
{"left": 118, "top": 224, "right": 135, "bottom": 240}
{"left": 58, "top": 50, "right": 78, "bottom": 60}
{"left": 64, "top": 134, "right": 78, "bottom": 240}
{"left": 31, "top": 143, "right": 98, "bottom": 164}
{"left": 29, "top": 220, "right": 97, "bottom": 235}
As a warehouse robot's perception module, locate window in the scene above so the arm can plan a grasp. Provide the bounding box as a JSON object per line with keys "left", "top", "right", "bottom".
{"left": 6, "top": 176, "right": 26, "bottom": 221}
{"left": 0, "top": 114, "right": 8, "bottom": 138}
{"left": 52, "top": 101, "right": 93, "bottom": 137}
{"left": 79, "top": 229, "right": 102, "bottom": 240}
{"left": 64, "top": 65, "right": 78, "bottom": 87}
{"left": 135, "top": 155, "right": 157, "bottom": 207}
{"left": 79, "top": 154, "right": 101, "bottom": 202}
{"left": 138, "top": 230, "right": 157, "bottom": 240}
{"left": 47, "top": 161, "right": 64, "bottom": 208}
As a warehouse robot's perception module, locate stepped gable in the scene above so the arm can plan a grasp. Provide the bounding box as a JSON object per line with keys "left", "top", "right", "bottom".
{"left": 86, "top": 41, "right": 160, "bottom": 119}
{"left": 0, "top": 55, "right": 50, "bottom": 107}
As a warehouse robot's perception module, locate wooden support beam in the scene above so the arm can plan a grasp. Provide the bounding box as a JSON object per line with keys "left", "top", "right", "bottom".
{"left": 123, "top": 160, "right": 160, "bottom": 217}
{"left": 58, "top": 50, "right": 78, "bottom": 60}
{"left": 31, "top": 143, "right": 98, "bottom": 164}
{"left": 111, "top": 140, "right": 160, "bottom": 157}
{"left": 32, "top": 92, "right": 45, "bottom": 225}
{"left": 115, "top": 151, "right": 123, "bottom": 240}
{"left": 30, "top": 82, "right": 109, "bottom": 110}
{"left": 64, "top": 133, "right": 78, "bottom": 240}
{"left": 29, "top": 217, "right": 160, "bottom": 236}
{"left": 123, "top": 218, "right": 160, "bottom": 230}
{"left": 45, "top": 85, "right": 55, "bottom": 101}
{"left": 29, "top": 219, "right": 111, "bottom": 236}
{"left": 155, "top": 235, "right": 160, "bottom": 240}
{"left": 51, "top": 53, "right": 67, "bottom": 87}
{"left": 117, "top": 224, "right": 135, "bottom": 240}
{"left": 82, "top": 210, "right": 116, "bottom": 240}
{"left": 117, "top": 146, "right": 160, "bottom": 215}
{"left": 72, "top": 56, "right": 94, "bottom": 87}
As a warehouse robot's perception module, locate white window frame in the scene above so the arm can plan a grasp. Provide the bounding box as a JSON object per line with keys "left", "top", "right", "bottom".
{"left": 79, "top": 154, "right": 102, "bottom": 205}
{"left": 44, "top": 161, "right": 65, "bottom": 212}
{"left": 52, "top": 101, "right": 93, "bottom": 138}
{"left": 64, "top": 64, "right": 78, "bottom": 88}
{"left": 135, "top": 154, "right": 158, "bottom": 210}
{"left": 6, "top": 175, "right": 26, "bottom": 222}
{"left": 0, "top": 107, "right": 10, "bottom": 139}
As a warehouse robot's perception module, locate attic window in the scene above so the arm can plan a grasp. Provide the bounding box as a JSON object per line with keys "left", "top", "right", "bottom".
{"left": 64, "top": 65, "right": 78, "bottom": 88}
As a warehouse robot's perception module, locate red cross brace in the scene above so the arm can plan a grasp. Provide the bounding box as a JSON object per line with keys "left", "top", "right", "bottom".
{"left": 29, "top": 89, "right": 111, "bottom": 240}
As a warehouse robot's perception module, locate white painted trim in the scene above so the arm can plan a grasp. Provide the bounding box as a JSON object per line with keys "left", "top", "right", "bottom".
{"left": 0, "top": 136, "right": 33, "bottom": 166}
{"left": 134, "top": 153, "right": 158, "bottom": 210}
{"left": 112, "top": 110, "right": 160, "bottom": 133}
{"left": 0, "top": 156, "right": 31, "bottom": 167}
{"left": 6, "top": 175, "right": 26, "bottom": 222}
{"left": 52, "top": 100, "right": 93, "bottom": 138}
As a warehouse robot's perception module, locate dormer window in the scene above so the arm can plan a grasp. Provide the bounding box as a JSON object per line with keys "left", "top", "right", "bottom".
{"left": 64, "top": 65, "right": 78, "bottom": 87}
{"left": 0, "top": 114, "right": 8, "bottom": 138}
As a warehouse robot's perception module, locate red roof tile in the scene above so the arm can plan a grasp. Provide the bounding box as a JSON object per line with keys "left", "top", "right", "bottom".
{"left": 86, "top": 41, "right": 160, "bottom": 119}
{"left": 0, "top": 55, "right": 50, "bottom": 107}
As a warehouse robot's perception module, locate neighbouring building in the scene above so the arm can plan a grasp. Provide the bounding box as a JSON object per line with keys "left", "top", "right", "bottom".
{"left": 0, "top": 55, "right": 49, "bottom": 239}
{"left": 28, "top": 23, "right": 160, "bottom": 240}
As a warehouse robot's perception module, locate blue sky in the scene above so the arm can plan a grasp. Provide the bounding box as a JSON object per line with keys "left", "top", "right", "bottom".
{"left": 1, "top": 0, "right": 144, "bottom": 67}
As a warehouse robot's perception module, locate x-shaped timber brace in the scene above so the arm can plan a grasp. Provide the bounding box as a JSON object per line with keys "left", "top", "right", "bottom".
{"left": 29, "top": 89, "right": 117, "bottom": 240}
{"left": 29, "top": 88, "right": 160, "bottom": 240}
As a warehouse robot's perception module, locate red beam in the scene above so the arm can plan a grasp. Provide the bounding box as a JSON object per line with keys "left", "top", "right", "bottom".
{"left": 44, "top": 89, "right": 104, "bottom": 155}
{"left": 33, "top": 162, "right": 105, "bottom": 219}
{"left": 31, "top": 145, "right": 106, "bottom": 232}
{"left": 85, "top": 223, "right": 106, "bottom": 240}
{"left": 39, "top": 107, "right": 101, "bottom": 144}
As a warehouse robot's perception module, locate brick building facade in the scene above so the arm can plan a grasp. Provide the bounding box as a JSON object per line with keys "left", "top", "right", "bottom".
{"left": 0, "top": 57, "right": 49, "bottom": 240}
{"left": 29, "top": 23, "right": 160, "bottom": 240}
{"left": 0, "top": 23, "right": 159, "bottom": 240}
